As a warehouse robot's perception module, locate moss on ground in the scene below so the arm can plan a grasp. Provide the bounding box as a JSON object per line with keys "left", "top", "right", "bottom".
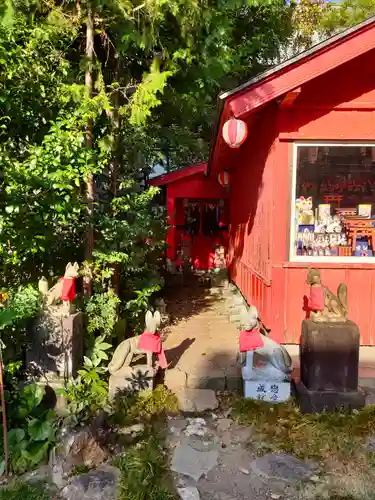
{"left": 110, "top": 385, "right": 178, "bottom": 427}
{"left": 116, "top": 430, "right": 177, "bottom": 500}
{"left": 115, "top": 385, "right": 178, "bottom": 500}
{"left": 0, "top": 482, "right": 50, "bottom": 500}
{"left": 233, "top": 398, "right": 375, "bottom": 469}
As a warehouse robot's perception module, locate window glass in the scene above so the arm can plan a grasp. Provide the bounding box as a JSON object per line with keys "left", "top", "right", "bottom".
{"left": 292, "top": 145, "right": 375, "bottom": 259}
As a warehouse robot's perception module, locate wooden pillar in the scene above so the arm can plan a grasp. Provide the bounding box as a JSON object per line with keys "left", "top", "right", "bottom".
{"left": 166, "top": 193, "right": 176, "bottom": 260}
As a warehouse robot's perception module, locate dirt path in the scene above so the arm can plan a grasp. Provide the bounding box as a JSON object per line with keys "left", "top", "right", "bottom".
{"left": 162, "top": 280, "right": 241, "bottom": 391}
{"left": 167, "top": 413, "right": 316, "bottom": 500}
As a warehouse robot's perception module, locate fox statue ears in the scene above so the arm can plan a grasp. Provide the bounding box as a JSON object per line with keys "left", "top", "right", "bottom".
{"left": 145, "top": 310, "right": 161, "bottom": 334}
{"left": 64, "top": 262, "right": 79, "bottom": 278}
{"left": 241, "top": 305, "right": 259, "bottom": 331}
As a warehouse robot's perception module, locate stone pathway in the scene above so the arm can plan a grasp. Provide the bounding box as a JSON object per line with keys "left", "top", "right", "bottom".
{"left": 163, "top": 281, "right": 242, "bottom": 393}
{"left": 168, "top": 413, "right": 317, "bottom": 500}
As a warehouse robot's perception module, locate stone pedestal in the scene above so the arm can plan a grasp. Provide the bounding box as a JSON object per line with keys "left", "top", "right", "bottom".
{"left": 28, "top": 310, "right": 84, "bottom": 381}
{"left": 295, "top": 320, "right": 365, "bottom": 413}
{"left": 108, "top": 365, "right": 155, "bottom": 401}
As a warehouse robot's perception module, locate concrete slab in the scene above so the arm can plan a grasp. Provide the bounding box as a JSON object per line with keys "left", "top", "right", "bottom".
{"left": 171, "top": 440, "right": 219, "bottom": 481}
{"left": 250, "top": 453, "right": 315, "bottom": 483}
{"left": 176, "top": 389, "right": 219, "bottom": 413}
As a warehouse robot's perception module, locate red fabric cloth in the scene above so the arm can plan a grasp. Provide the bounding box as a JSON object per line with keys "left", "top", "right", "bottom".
{"left": 137, "top": 331, "right": 168, "bottom": 369}
{"left": 239, "top": 328, "right": 264, "bottom": 352}
{"left": 60, "top": 277, "right": 76, "bottom": 301}
{"left": 308, "top": 286, "right": 324, "bottom": 311}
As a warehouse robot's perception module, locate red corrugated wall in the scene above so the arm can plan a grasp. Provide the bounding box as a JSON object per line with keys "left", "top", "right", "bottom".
{"left": 228, "top": 50, "right": 375, "bottom": 345}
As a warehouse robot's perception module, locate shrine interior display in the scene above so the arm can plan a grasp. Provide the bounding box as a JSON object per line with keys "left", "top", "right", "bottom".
{"left": 174, "top": 198, "right": 229, "bottom": 269}
{"left": 293, "top": 145, "right": 375, "bottom": 258}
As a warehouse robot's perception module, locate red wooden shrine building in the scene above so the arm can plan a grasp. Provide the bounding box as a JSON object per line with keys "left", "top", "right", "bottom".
{"left": 152, "top": 15, "right": 375, "bottom": 345}
{"left": 150, "top": 163, "right": 230, "bottom": 270}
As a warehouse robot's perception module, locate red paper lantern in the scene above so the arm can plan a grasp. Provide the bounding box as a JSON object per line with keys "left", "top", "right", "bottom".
{"left": 222, "top": 118, "right": 248, "bottom": 148}
{"left": 218, "top": 170, "right": 231, "bottom": 188}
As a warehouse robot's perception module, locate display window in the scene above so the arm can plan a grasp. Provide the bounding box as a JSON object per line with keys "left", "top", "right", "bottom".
{"left": 290, "top": 143, "right": 375, "bottom": 262}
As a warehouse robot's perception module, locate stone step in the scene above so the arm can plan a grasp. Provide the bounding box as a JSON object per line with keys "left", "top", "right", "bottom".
{"left": 164, "top": 366, "right": 242, "bottom": 393}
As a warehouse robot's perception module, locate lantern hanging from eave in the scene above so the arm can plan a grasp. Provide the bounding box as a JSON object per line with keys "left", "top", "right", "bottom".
{"left": 222, "top": 118, "right": 248, "bottom": 148}
{"left": 218, "top": 170, "right": 231, "bottom": 188}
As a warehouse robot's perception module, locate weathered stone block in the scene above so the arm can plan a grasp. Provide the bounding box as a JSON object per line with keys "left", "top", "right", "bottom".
{"left": 28, "top": 311, "right": 84, "bottom": 380}
{"left": 296, "top": 320, "right": 365, "bottom": 413}
{"left": 60, "top": 466, "right": 120, "bottom": 500}
{"left": 300, "top": 319, "right": 360, "bottom": 392}
{"left": 176, "top": 388, "right": 219, "bottom": 412}
{"left": 295, "top": 380, "right": 365, "bottom": 413}
{"left": 164, "top": 368, "right": 187, "bottom": 391}
{"left": 108, "top": 365, "right": 155, "bottom": 401}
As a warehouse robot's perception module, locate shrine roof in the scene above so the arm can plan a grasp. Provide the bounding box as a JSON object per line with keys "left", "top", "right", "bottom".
{"left": 208, "top": 14, "right": 375, "bottom": 175}
{"left": 148, "top": 163, "right": 207, "bottom": 186}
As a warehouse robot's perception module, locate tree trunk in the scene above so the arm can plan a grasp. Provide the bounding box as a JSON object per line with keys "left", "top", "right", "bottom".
{"left": 111, "top": 60, "right": 121, "bottom": 297}
{"left": 84, "top": 0, "right": 94, "bottom": 297}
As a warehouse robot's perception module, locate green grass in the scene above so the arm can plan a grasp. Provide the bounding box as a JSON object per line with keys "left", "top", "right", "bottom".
{"left": 110, "top": 385, "right": 179, "bottom": 427}
{"left": 116, "top": 429, "right": 177, "bottom": 500}
{"left": 69, "top": 464, "right": 90, "bottom": 477}
{"left": 114, "top": 385, "right": 179, "bottom": 500}
{"left": 298, "top": 471, "right": 375, "bottom": 500}
{"left": 233, "top": 398, "right": 375, "bottom": 470}
{"left": 0, "top": 482, "right": 50, "bottom": 500}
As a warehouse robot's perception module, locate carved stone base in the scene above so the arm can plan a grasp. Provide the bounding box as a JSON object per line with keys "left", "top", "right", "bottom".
{"left": 300, "top": 319, "right": 360, "bottom": 392}
{"left": 108, "top": 365, "right": 155, "bottom": 401}
{"left": 294, "top": 380, "right": 365, "bottom": 414}
{"left": 28, "top": 310, "right": 84, "bottom": 381}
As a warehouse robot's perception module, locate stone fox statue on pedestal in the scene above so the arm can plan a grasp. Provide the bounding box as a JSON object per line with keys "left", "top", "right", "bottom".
{"left": 306, "top": 268, "right": 348, "bottom": 323}
{"left": 239, "top": 306, "right": 293, "bottom": 380}
{"left": 108, "top": 311, "right": 162, "bottom": 375}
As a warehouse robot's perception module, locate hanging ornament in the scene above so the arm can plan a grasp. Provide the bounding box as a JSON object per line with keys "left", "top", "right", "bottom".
{"left": 222, "top": 118, "right": 248, "bottom": 148}
{"left": 218, "top": 170, "right": 231, "bottom": 188}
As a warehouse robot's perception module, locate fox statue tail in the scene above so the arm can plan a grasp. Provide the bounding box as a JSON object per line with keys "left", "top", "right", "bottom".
{"left": 108, "top": 343, "right": 129, "bottom": 374}
{"left": 337, "top": 283, "right": 348, "bottom": 316}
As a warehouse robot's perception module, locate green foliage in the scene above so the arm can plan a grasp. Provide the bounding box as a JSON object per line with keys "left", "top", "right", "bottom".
{"left": 129, "top": 59, "right": 174, "bottom": 127}
{"left": 0, "top": 285, "right": 41, "bottom": 366}
{"left": 4, "top": 384, "right": 57, "bottom": 474}
{"left": 86, "top": 291, "right": 120, "bottom": 338}
{"left": 110, "top": 385, "right": 178, "bottom": 427}
{"left": 0, "top": 481, "right": 51, "bottom": 500}
{"left": 61, "top": 336, "right": 111, "bottom": 423}
{"left": 322, "top": 0, "right": 375, "bottom": 33}
{"left": 1, "top": 115, "right": 103, "bottom": 284}
{"left": 125, "top": 285, "right": 161, "bottom": 333}
{"left": 117, "top": 433, "right": 177, "bottom": 500}
{"left": 4, "top": 285, "right": 40, "bottom": 324}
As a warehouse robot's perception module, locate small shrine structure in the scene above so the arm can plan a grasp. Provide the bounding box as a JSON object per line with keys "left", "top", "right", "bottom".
{"left": 149, "top": 163, "right": 230, "bottom": 270}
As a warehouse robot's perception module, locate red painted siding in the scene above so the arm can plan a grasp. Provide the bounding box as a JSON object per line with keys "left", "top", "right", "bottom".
{"left": 229, "top": 49, "right": 375, "bottom": 345}
{"left": 229, "top": 104, "right": 276, "bottom": 333}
